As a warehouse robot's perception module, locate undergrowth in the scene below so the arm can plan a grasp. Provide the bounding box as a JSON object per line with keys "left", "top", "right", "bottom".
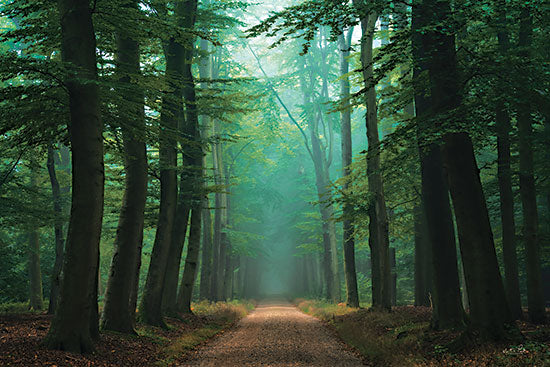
{"left": 295, "top": 299, "right": 550, "bottom": 367}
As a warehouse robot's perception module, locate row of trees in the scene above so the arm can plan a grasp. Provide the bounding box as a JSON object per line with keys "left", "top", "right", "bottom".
{"left": 1, "top": 0, "right": 274, "bottom": 352}
{"left": 1, "top": 0, "right": 548, "bottom": 354}
{"left": 248, "top": 0, "right": 549, "bottom": 340}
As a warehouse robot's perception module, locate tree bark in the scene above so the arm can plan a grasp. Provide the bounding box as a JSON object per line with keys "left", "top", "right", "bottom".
{"left": 198, "top": 37, "right": 213, "bottom": 301}
{"left": 101, "top": 2, "right": 148, "bottom": 333}
{"left": 494, "top": 0, "right": 522, "bottom": 320}
{"left": 413, "top": 203, "right": 432, "bottom": 307}
{"left": 412, "top": 0, "right": 465, "bottom": 328}
{"left": 45, "top": 0, "right": 104, "bottom": 353}
{"left": 28, "top": 160, "right": 43, "bottom": 311}
{"left": 359, "top": 12, "right": 391, "bottom": 310}
{"left": 139, "top": 2, "right": 183, "bottom": 327}
{"left": 210, "top": 128, "right": 223, "bottom": 301}
{"left": 47, "top": 146, "right": 64, "bottom": 314}
{"left": 517, "top": 5, "right": 546, "bottom": 324}
{"left": 339, "top": 30, "right": 359, "bottom": 308}
{"left": 421, "top": 0, "right": 519, "bottom": 340}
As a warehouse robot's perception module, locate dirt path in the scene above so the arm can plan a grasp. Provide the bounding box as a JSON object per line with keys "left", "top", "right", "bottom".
{"left": 180, "top": 300, "right": 365, "bottom": 366}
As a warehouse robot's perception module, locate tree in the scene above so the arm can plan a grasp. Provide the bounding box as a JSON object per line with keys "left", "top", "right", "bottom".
{"left": 516, "top": 4, "right": 546, "bottom": 324}
{"left": 412, "top": 0, "right": 465, "bottom": 329}
{"left": 101, "top": 0, "right": 148, "bottom": 333}
{"left": 44, "top": 0, "right": 104, "bottom": 353}
{"left": 139, "top": 1, "right": 183, "bottom": 327}
{"left": 356, "top": 6, "right": 391, "bottom": 310}
{"left": 46, "top": 146, "right": 65, "bottom": 314}
{"left": 494, "top": 0, "right": 522, "bottom": 320}
{"left": 339, "top": 28, "right": 359, "bottom": 308}
{"left": 422, "top": 0, "right": 519, "bottom": 340}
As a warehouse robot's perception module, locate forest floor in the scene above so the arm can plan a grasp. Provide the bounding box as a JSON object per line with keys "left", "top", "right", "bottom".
{"left": 180, "top": 299, "right": 365, "bottom": 366}
{"left": 0, "top": 300, "right": 254, "bottom": 367}
{"left": 296, "top": 299, "right": 550, "bottom": 367}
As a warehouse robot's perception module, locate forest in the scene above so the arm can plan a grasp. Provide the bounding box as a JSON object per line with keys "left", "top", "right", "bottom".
{"left": 0, "top": 0, "right": 549, "bottom": 366}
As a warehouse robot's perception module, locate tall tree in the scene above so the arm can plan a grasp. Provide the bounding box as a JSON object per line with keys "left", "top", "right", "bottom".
{"left": 175, "top": 0, "right": 202, "bottom": 312}
{"left": 44, "top": 0, "right": 104, "bottom": 352}
{"left": 494, "top": 0, "right": 522, "bottom": 320}
{"left": 46, "top": 146, "right": 65, "bottom": 314}
{"left": 422, "top": 0, "right": 518, "bottom": 340}
{"left": 139, "top": 1, "right": 183, "bottom": 327}
{"left": 412, "top": 0, "right": 465, "bottom": 329}
{"left": 339, "top": 29, "right": 359, "bottom": 308}
{"left": 516, "top": 4, "right": 546, "bottom": 324}
{"left": 356, "top": 6, "right": 391, "bottom": 310}
{"left": 27, "top": 158, "right": 43, "bottom": 311}
{"left": 101, "top": 0, "right": 148, "bottom": 333}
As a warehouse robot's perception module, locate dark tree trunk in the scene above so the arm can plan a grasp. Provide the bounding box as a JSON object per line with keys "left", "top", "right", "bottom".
{"left": 200, "top": 201, "right": 213, "bottom": 299}
{"left": 28, "top": 162, "right": 43, "bottom": 311}
{"left": 413, "top": 204, "right": 432, "bottom": 307}
{"left": 359, "top": 11, "right": 391, "bottom": 310}
{"left": 494, "top": 0, "right": 522, "bottom": 320}
{"left": 421, "top": 0, "right": 519, "bottom": 340}
{"left": 175, "top": 0, "right": 201, "bottom": 312}
{"left": 177, "top": 207, "right": 202, "bottom": 313}
{"left": 517, "top": 5, "right": 546, "bottom": 324}
{"left": 339, "top": 30, "right": 359, "bottom": 308}
{"left": 210, "top": 137, "right": 223, "bottom": 301}
{"left": 101, "top": 3, "right": 148, "bottom": 333}
{"left": 45, "top": 0, "right": 104, "bottom": 352}
{"left": 412, "top": 0, "right": 465, "bottom": 329}
{"left": 139, "top": 5, "right": 183, "bottom": 326}
{"left": 162, "top": 188, "right": 190, "bottom": 315}
{"left": 47, "top": 146, "right": 64, "bottom": 315}
{"left": 198, "top": 37, "right": 213, "bottom": 301}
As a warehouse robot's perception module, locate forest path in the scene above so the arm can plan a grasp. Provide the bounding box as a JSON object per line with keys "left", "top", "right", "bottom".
{"left": 179, "top": 300, "right": 365, "bottom": 366}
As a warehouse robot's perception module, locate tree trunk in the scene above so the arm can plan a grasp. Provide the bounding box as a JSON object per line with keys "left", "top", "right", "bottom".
{"left": 517, "top": 5, "right": 546, "bottom": 324}
{"left": 339, "top": 30, "right": 359, "bottom": 308}
{"left": 223, "top": 168, "right": 233, "bottom": 301}
{"left": 162, "top": 186, "right": 190, "bottom": 315}
{"left": 175, "top": 0, "right": 201, "bottom": 312}
{"left": 359, "top": 12, "right": 391, "bottom": 310}
{"left": 139, "top": 6, "right": 183, "bottom": 326}
{"left": 44, "top": 0, "right": 104, "bottom": 353}
{"left": 101, "top": 4, "right": 148, "bottom": 333}
{"left": 28, "top": 161, "right": 43, "bottom": 310}
{"left": 198, "top": 37, "right": 213, "bottom": 301}
{"left": 210, "top": 132, "right": 223, "bottom": 301}
{"left": 421, "top": 0, "right": 519, "bottom": 340}
{"left": 47, "top": 146, "right": 64, "bottom": 314}
{"left": 412, "top": 0, "right": 465, "bottom": 329}
{"left": 177, "top": 206, "right": 202, "bottom": 313}
{"left": 493, "top": 0, "right": 522, "bottom": 321}
{"left": 413, "top": 204, "right": 432, "bottom": 307}
{"left": 200, "top": 201, "right": 213, "bottom": 299}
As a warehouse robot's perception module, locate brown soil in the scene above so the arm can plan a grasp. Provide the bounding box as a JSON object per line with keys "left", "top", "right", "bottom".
{"left": 180, "top": 300, "right": 366, "bottom": 366}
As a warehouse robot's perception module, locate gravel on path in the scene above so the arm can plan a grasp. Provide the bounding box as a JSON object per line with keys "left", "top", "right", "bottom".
{"left": 180, "top": 300, "right": 366, "bottom": 366}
